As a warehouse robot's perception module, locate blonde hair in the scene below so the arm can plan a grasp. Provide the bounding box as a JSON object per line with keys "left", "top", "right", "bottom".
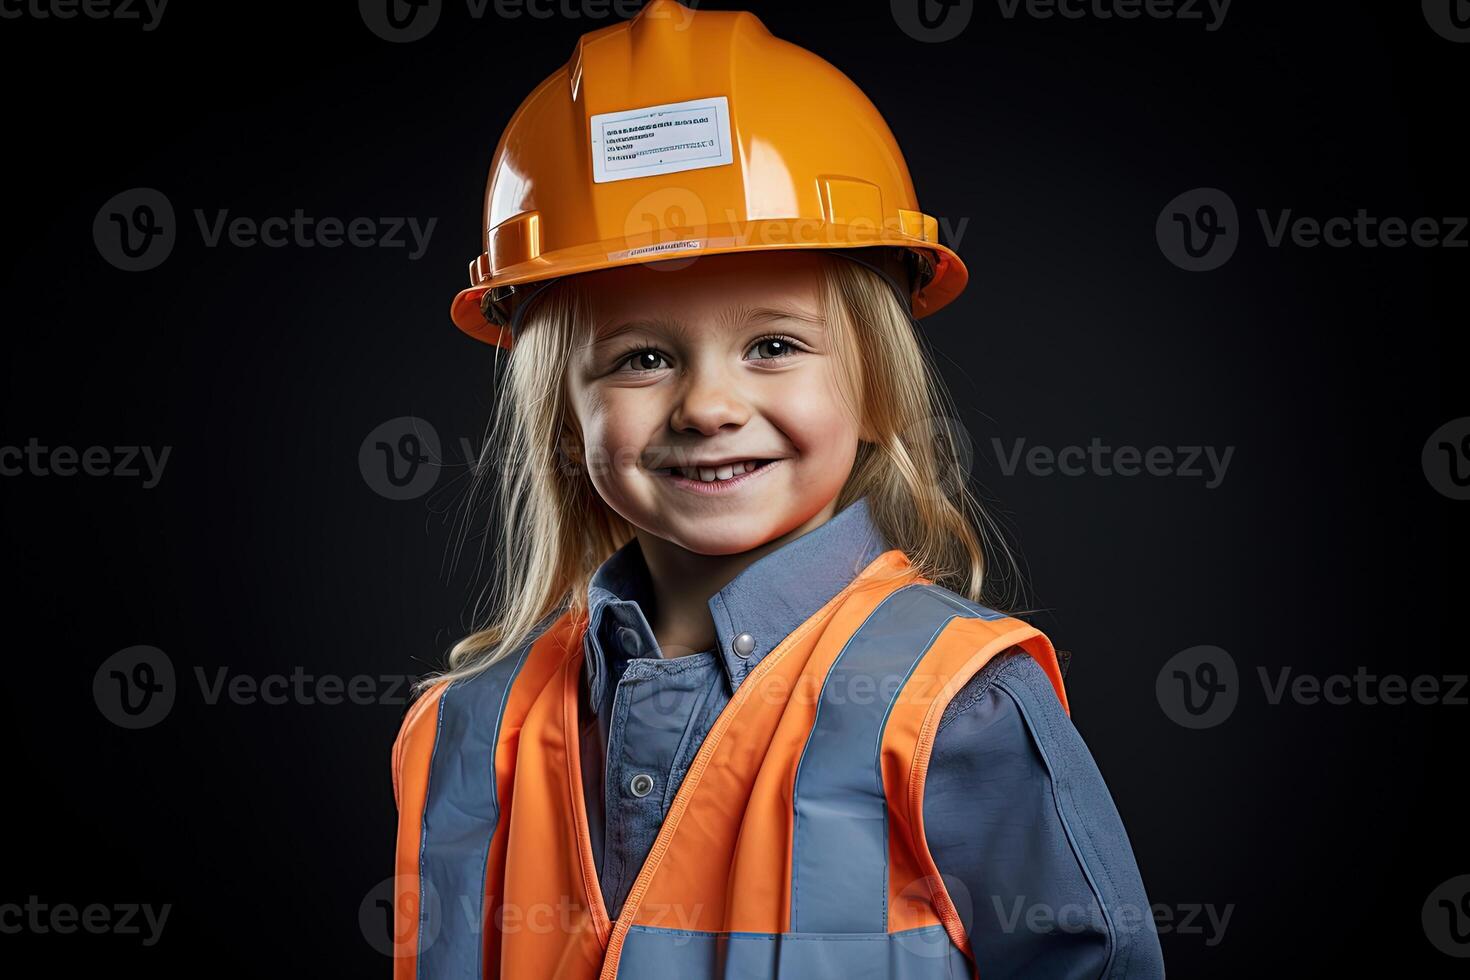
{"left": 419, "top": 250, "right": 1023, "bottom": 693}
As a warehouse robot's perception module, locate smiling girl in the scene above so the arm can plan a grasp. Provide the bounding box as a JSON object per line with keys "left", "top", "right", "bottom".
{"left": 390, "top": 2, "right": 1164, "bottom": 978}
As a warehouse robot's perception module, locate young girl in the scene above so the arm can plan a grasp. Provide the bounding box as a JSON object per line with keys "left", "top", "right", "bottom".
{"left": 392, "top": 2, "right": 1164, "bottom": 977}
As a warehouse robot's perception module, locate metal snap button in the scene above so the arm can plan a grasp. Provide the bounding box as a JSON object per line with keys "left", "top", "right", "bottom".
{"left": 731, "top": 632, "right": 755, "bottom": 658}
{"left": 629, "top": 773, "right": 654, "bottom": 797}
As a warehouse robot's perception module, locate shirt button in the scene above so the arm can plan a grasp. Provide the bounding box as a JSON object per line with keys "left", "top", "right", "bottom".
{"left": 731, "top": 632, "right": 755, "bottom": 658}
{"left": 629, "top": 773, "right": 654, "bottom": 798}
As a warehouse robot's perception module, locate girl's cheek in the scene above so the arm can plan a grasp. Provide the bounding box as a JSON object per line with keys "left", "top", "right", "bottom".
{"left": 769, "top": 371, "right": 859, "bottom": 450}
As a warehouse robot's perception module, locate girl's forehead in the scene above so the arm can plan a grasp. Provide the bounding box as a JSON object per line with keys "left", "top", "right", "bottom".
{"left": 582, "top": 250, "right": 827, "bottom": 324}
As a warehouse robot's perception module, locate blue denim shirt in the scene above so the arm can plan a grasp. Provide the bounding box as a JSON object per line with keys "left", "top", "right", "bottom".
{"left": 578, "top": 496, "right": 1165, "bottom": 977}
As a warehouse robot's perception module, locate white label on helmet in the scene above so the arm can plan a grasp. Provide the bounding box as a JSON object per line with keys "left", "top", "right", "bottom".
{"left": 590, "top": 96, "right": 733, "bottom": 184}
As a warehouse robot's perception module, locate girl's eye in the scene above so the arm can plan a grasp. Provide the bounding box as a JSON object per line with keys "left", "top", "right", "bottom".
{"left": 747, "top": 335, "right": 801, "bottom": 361}
{"left": 611, "top": 334, "right": 802, "bottom": 373}
{"left": 616, "top": 348, "right": 671, "bottom": 373}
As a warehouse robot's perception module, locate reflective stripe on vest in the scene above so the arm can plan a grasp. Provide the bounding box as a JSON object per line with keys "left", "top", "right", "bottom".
{"left": 391, "top": 550, "right": 1069, "bottom": 979}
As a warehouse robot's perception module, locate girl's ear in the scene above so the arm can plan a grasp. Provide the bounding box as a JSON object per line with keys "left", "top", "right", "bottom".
{"left": 557, "top": 425, "right": 585, "bottom": 469}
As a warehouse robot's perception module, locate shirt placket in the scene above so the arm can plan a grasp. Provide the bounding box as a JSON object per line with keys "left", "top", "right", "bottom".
{"left": 600, "top": 650, "right": 718, "bottom": 920}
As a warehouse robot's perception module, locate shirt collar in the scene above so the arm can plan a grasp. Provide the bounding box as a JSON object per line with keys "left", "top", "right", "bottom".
{"left": 583, "top": 495, "right": 893, "bottom": 708}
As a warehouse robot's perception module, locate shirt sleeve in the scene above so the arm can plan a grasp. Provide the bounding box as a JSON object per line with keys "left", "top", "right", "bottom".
{"left": 922, "top": 650, "right": 1166, "bottom": 979}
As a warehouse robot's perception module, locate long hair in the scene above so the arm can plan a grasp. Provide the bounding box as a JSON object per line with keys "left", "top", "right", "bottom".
{"left": 417, "top": 250, "right": 1023, "bottom": 693}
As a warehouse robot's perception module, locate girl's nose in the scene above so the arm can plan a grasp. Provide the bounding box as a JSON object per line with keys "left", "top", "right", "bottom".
{"left": 669, "top": 368, "right": 751, "bottom": 436}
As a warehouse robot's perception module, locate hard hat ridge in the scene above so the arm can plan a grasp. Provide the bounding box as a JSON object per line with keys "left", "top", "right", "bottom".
{"left": 452, "top": 0, "right": 968, "bottom": 348}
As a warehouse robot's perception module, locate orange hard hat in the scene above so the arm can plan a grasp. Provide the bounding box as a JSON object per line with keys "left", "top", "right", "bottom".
{"left": 449, "top": 0, "right": 970, "bottom": 348}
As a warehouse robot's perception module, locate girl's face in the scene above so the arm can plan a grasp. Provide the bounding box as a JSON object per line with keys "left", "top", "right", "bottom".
{"left": 565, "top": 249, "right": 863, "bottom": 556}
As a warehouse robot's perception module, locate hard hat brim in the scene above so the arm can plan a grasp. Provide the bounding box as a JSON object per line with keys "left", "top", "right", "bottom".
{"left": 449, "top": 221, "right": 968, "bottom": 349}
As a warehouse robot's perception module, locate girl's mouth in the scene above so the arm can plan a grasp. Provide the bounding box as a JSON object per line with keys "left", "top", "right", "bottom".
{"left": 654, "top": 458, "right": 782, "bottom": 495}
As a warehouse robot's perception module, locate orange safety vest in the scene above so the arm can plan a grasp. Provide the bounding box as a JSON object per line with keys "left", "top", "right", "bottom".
{"left": 392, "top": 548, "right": 1068, "bottom": 979}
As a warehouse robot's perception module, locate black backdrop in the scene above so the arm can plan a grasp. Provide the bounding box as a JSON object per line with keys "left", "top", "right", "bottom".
{"left": 0, "top": 1, "right": 1463, "bottom": 975}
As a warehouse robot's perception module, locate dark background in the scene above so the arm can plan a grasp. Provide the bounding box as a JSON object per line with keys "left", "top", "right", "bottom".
{"left": 1, "top": 0, "right": 1462, "bottom": 975}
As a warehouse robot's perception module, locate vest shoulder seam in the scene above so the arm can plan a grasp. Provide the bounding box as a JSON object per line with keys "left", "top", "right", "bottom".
{"left": 991, "top": 669, "right": 1121, "bottom": 978}
{"left": 934, "top": 646, "right": 1029, "bottom": 736}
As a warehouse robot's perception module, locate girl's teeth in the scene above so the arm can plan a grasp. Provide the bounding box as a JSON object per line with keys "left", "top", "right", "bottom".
{"left": 672, "top": 460, "right": 760, "bottom": 482}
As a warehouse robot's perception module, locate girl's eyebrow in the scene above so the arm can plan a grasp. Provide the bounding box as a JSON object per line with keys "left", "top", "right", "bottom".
{"left": 591, "top": 305, "right": 824, "bottom": 347}
{"left": 738, "top": 305, "right": 826, "bottom": 328}
{"left": 590, "top": 313, "right": 682, "bottom": 348}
